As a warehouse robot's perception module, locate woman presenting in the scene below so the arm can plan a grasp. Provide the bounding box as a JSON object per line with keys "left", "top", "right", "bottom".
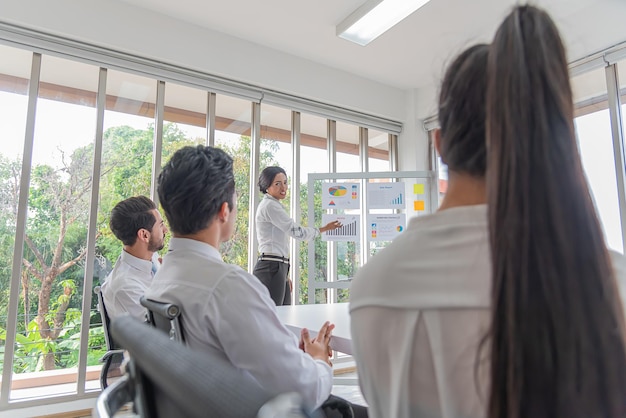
{"left": 254, "top": 166, "right": 342, "bottom": 305}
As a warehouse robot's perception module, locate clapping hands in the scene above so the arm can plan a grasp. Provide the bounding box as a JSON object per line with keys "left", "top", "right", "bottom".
{"left": 300, "top": 321, "right": 335, "bottom": 367}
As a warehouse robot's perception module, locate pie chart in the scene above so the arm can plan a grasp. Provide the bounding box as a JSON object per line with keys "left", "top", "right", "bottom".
{"left": 328, "top": 186, "right": 347, "bottom": 196}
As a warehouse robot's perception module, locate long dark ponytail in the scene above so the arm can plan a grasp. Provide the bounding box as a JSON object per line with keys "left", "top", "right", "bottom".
{"left": 486, "top": 5, "right": 626, "bottom": 418}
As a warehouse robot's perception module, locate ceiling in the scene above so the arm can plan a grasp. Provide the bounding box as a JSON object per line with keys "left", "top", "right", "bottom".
{"left": 116, "top": 0, "right": 626, "bottom": 91}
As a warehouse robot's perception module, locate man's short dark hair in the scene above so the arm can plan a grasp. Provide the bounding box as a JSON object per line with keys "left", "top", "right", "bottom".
{"left": 109, "top": 196, "right": 157, "bottom": 246}
{"left": 158, "top": 145, "right": 235, "bottom": 236}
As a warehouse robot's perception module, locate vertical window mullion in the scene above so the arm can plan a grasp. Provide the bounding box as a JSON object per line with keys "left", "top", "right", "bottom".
{"left": 207, "top": 92, "right": 216, "bottom": 147}
{"left": 75, "top": 67, "right": 107, "bottom": 394}
{"left": 248, "top": 102, "right": 261, "bottom": 273}
{"left": 290, "top": 111, "right": 301, "bottom": 305}
{"left": 389, "top": 134, "right": 398, "bottom": 172}
{"left": 605, "top": 63, "right": 626, "bottom": 251}
{"left": 151, "top": 80, "right": 166, "bottom": 206}
{"left": 1, "top": 52, "right": 41, "bottom": 405}
{"left": 359, "top": 127, "right": 369, "bottom": 268}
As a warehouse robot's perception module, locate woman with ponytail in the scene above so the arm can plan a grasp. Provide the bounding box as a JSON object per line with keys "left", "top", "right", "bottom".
{"left": 350, "top": 5, "right": 626, "bottom": 418}
{"left": 350, "top": 44, "right": 492, "bottom": 418}
{"left": 486, "top": 5, "right": 626, "bottom": 418}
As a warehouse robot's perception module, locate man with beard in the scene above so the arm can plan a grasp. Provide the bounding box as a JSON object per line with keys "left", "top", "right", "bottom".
{"left": 102, "top": 196, "right": 168, "bottom": 320}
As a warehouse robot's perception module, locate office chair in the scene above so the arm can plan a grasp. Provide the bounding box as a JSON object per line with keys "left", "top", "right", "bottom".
{"left": 94, "top": 315, "right": 320, "bottom": 418}
{"left": 137, "top": 295, "right": 354, "bottom": 417}
{"left": 94, "top": 373, "right": 134, "bottom": 417}
{"left": 93, "top": 285, "right": 125, "bottom": 389}
{"left": 139, "top": 295, "right": 185, "bottom": 343}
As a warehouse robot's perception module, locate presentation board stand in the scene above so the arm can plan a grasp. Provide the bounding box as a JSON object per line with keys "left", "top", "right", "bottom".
{"left": 298, "top": 171, "right": 437, "bottom": 305}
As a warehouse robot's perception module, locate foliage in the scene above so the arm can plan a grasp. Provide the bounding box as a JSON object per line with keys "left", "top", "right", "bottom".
{"left": 0, "top": 123, "right": 360, "bottom": 374}
{"left": 218, "top": 137, "right": 279, "bottom": 267}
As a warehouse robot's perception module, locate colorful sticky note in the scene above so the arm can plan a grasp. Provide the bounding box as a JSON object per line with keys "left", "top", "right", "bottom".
{"left": 414, "top": 200, "right": 425, "bottom": 211}
{"left": 413, "top": 184, "right": 425, "bottom": 195}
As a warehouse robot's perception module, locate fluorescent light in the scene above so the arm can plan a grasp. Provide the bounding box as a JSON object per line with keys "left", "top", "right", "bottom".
{"left": 337, "top": 0, "right": 431, "bottom": 46}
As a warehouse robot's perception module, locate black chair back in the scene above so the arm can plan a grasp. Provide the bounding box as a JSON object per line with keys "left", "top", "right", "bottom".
{"left": 105, "top": 315, "right": 317, "bottom": 418}
{"left": 94, "top": 285, "right": 116, "bottom": 349}
{"left": 139, "top": 295, "right": 185, "bottom": 343}
{"left": 94, "top": 285, "right": 125, "bottom": 389}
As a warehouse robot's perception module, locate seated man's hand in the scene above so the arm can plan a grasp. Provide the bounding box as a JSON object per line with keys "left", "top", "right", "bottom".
{"left": 300, "top": 321, "right": 335, "bottom": 367}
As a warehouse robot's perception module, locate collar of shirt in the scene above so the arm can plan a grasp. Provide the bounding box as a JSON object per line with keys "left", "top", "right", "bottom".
{"left": 120, "top": 250, "right": 153, "bottom": 275}
{"left": 167, "top": 237, "right": 222, "bottom": 262}
{"left": 264, "top": 194, "right": 280, "bottom": 203}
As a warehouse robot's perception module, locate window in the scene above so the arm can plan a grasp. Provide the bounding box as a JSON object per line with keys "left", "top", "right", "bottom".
{"left": 215, "top": 94, "right": 252, "bottom": 268}
{"left": 0, "top": 44, "right": 31, "bottom": 399}
{"left": 299, "top": 113, "right": 329, "bottom": 304}
{"left": 367, "top": 128, "right": 390, "bottom": 172}
{"left": 572, "top": 66, "right": 623, "bottom": 253}
{"left": 333, "top": 121, "right": 362, "bottom": 303}
{"left": 0, "top": 38, "right": 399, "bottom": 407}
{"left": 14, "top": 54, "right": 100, "bottom": 398}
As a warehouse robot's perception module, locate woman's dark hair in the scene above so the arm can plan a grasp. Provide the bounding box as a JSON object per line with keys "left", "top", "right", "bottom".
{"left": 486, "top": 5, "right": 626, "bottom": 418}
{"left": 109, "top": 196, "right": 156, "bottom": 246}
{"left": 438, "top": 44, "right": 489, "bottom": 176}
{"left": 258, "top": 166, "right": 287, "bottom": 194}
{"left": 158, "top": 145, "right": 235, "bottom": 235}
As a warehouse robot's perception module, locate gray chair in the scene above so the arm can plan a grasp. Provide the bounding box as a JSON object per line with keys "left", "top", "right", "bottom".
{"left": 94, "top": 373, "right": 133, "bottom": 417}
{"left": 139, "top": 295, "right": 185, "bottom": 343}
{"left": 93, "top": 315, "right": 319, "bottom": 418}
{"left": 93, "top": 285, "right": 125, "bottom": 389}
{"left": 137, "top": 295, "right": 355, "bottom": 417}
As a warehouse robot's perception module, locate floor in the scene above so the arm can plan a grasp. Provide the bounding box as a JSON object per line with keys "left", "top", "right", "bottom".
{"left": 331, "top": 370, "right": 366, "bottom": 407}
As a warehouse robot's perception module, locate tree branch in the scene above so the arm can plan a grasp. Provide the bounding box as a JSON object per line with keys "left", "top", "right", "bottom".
{"left": 24, "top": 234, "right": 46, "bottom": 269}
{"left": 22, "top": 258, "right": 44, "bottom": 282}
{"left": 51, "top": 211, "right": 67, "bottom": 269}
{"left": 57, "top": 249, "right": 87, "bottom": 275}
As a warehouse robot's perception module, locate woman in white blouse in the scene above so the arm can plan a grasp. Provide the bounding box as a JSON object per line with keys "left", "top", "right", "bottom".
{"left": 253, "top": 166, "right": 341, "bottom": 305}
{"left": 351, "top": 5, "right": 626, "bottom": 418}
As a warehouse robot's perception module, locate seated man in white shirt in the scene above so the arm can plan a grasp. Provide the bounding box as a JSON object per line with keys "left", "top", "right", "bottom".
{"left": 101, "top": 196, "right": 168, "bottom": 320}
{"left": 146, "top": 145, "right": 367, "bottom": 417}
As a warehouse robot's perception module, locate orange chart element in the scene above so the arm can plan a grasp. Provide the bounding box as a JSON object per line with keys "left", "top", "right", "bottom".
{"left": 328, "top": 186, "right": 347, "bottom": 196}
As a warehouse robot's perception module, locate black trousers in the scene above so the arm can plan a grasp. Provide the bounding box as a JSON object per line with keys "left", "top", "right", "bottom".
{"left": 253, "top": 259, "right": 291, "bottom": 305}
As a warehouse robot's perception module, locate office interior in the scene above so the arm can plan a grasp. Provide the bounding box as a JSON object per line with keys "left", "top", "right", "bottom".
{"left": 0, "top": 0, "right": 625, "bottom": 415}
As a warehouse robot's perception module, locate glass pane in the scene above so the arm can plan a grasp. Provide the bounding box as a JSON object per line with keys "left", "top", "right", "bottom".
{"left": 98, "top": 68, "right": 157, "bottom": 269}
{"left": 260, "top": 103, "right": 292, "bottom": 207}
{"left": 101, "top": 69, "right": 157, "bottom": 202}
{"left": 335, "top": 121, "right": 361, "bottom": 289}
{"left": 12, "top": 54, "right": 99, "bottom": 400}
{"left": 336, "top": 121, "right": 360, "bottom": 173}
{"left": 215, "top": 94, "right": 252, "bottom": 268}
{"left": 368, "top": 128, "right": 390, "bottom": 172}
{"left": 0, "top": 44, "right": 32, "bottom": 399}
{"left": 572, "top": 67, "right": 623, "bottom": 253}
{"left": 299, "top": 113, "right": 329, "bottom": 304}
{"left": 93, "top": 69, "right": 159, "bottom": 394}
{"left": 162, "top": 81, "right": 207, "bottom": 157}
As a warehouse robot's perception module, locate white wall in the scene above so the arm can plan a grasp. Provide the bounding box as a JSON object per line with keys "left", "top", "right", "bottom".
{"left": 1, "top": 0, "right": 437, "bottom": 171}
{"left": 1, "top": 1, "right": 404, "bottom": 120}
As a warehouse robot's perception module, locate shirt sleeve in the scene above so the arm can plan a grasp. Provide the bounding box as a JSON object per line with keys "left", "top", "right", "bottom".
{"left": 265, "top": 200, "right": 319, "bottom": 241}
{"left": 206, "top": 269, "right": 332, "bottom": 409}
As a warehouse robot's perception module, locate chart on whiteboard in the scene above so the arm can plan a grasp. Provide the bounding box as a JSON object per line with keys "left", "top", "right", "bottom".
{"left": 367, "top": 214, "right": 406, "bottom": 241}
{"left": 322, "top": 182, "right": 360, "bottom": 209}
{"left": 367, "top": 182, "right": 405, "bottom": 209}
{"left": 321, "top": 214, "right": 360, "bottom": 242}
